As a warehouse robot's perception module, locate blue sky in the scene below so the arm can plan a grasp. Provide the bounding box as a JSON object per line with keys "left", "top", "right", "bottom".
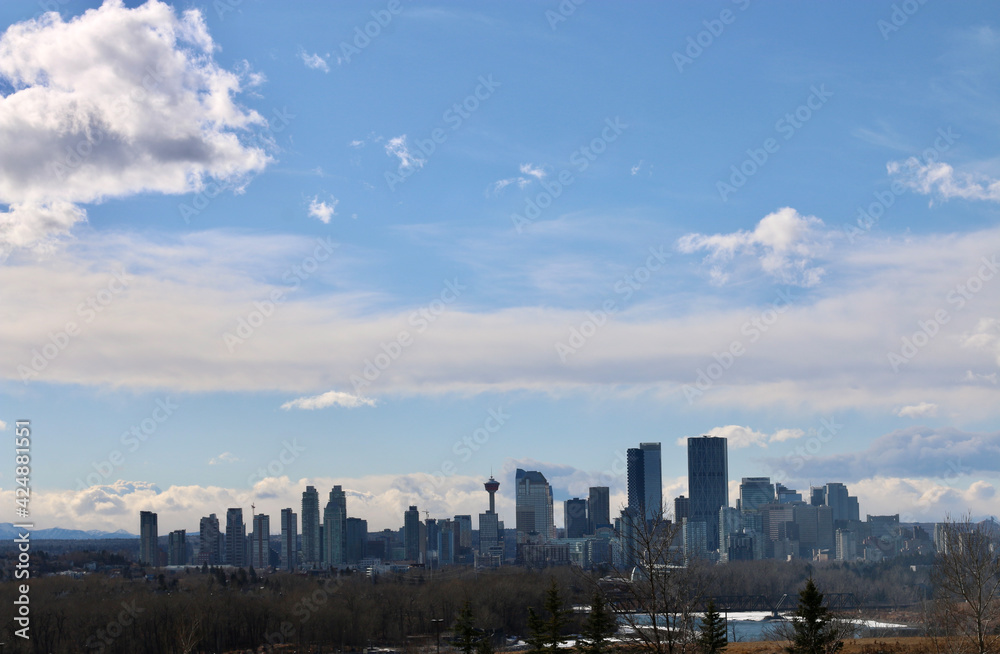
{"left": 1, "top": 0, "right": 999, "bottom": 533}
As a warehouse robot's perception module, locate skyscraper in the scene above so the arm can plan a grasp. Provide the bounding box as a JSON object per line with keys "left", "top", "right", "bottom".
{"left": 346, "top": 517, "right": 367, "bottom": 564}
{"left": 587, "top": 486, "right": 610, "bottom": 535}
{"left": 226, "top": 508, "right": 247, "bottom": 566}
{"left": 168, "top": 529, "right": 186, "bottom": 566}
{"left": 687, "top": 435, "right": 728, "bottom": 551}
{"left": 250, "top": 513, "right": 270, "bottom": 569}
{"left": 478, "top": 476, "right": 503, "bottom": 563}
{"left": 674, "top": 495, "right": 690, "bottom": 521}
{"left": 515, "top": 469, "right": 555, "bottom": 544}
{"left": 199, "top": 513, "right": 222, "bottom": 565}
{"left": 454, "top": 514, "right": 472, "bottom": 551}
{"left": 280, "top": 508, "right": 297, "bottom": 571}
{"left": 140, "top": 511, "right": 158, "bottom": 566}
{"left": 564, "top": 498, "right": 588, "bottom": 538}
{"left": 323, "top": 486, "right": 347, "bottom": 566}
{"left": 627, "top": 443, "right": 663, "bottom": 522}
{"left": 739, "top": 477, "right": 775, "bottom": 513}
{"left": 301, "top": 486, "right": 320, "bottom": 567}
{"left": 404, "top": 505, "right": 421, "bottom": 562}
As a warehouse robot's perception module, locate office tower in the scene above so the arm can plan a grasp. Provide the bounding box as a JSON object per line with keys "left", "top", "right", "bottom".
{"left": 439, "top": 518, "right": 455, "bottom": 565}
{"left": 323, "top": 486, "right": 347, "bottom": 566}
{"left": 835, "top": 528, "right": 857, "bottom": 561}
{"left": 250, "top": 513, "right": 270, "bottom": 569}
{"left": 301, "top": 486, "right": 320, "bottom": 567}
{"left": 674, "top": 495, "right": 690, "bottom": 521}
{"left": 776, "top": 483, "right": 802, "bottom": 504}
{"left": 587, "top": 486, "right": 610, "bottom": 535}
{"left": 619, "top": 507, "right": 640, "bottom": 568}
{"left": 346, "top": 517, "right": 367, "bottom": 564}
{"left": 226, "top": 508, "right": 247, "bottom": 567}
{"left": 719, "top": 506, "right": 742, "bottom": 562}
{"left": 454, "top": 515, "right": 472, "bottom": 550}
{"left": 168, "top": 529, "right": 186, "bottom": 566}
{"left": 479, "top": 512, "right": 501, "bottom": 555}
{"left": 817, "top": 505, "right": 835, "bottom": 551}
{"left": 426, "top": 518, "right": 440, "bottom": 566}
{"left": 810, "top": 486, "right": 825, "bottom": 506}
{"left": 627, "top": 443, "right": 664, "bottom": 522}
{"left": 199, "top": 513, "right": 222, "bottom": 565}
{"left": 404, "top": 505, "right": 421, "bottom": 561}
{"left": 515, "top": 469, "right": 555, "bottom": 544}
{"left": 682, "top": 517, "right": 708, "bottom": 562}
{"left": 280, "top": 508, "right": 297, "bottom": 571}
{"left": 564, "top": 498, "right": 588, "bottom": 538}
{"left": 823, "top": 482, "right": 850, "bottom": 522}
{"left": 739, "top": 477, "right": 775, "bottom": 513}
{"left": 139, "top": 510, "right": 158, "bottom": 566}
{"left": 687, "top": 435, "right": 728, "bottom": 551}
{"left": 848, "top": 495, "right": 860, "bottom": 522}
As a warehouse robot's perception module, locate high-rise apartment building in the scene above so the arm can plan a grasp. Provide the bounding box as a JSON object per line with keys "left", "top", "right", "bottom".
{"left": 280, "top": 508, "right": 297, "bottom": 571}
{"left": 515, "top": 469, "right": 555, "bottom": 544}
{"left": 346, "top": 517, "right": 367, "bottom": 564}
{"left": 454, "top": 514, "right": 472, "bottom": 551}
{"left": 168, "top": 529, "right": 186, "bottom": 566}
{"left": 404, "top": 505, "right": 421, "bottom": 562}
{"left": 199, "top": 513, "right": 222, "bottom": 565}
{"left": 687, "top": 435, "right": 728, "bottom": 551}
{"left": 225, "top": 508, "right": 247, "bottom": 567}
{"left": 301, "top": 486, "right": 320, "bottom": 567}
{"left": 564, "top": 498, "right": 588, "bottom": 538}
{"left": 627, "top": 443, "right": 663, "bottom": 522}
{"left": 250, "top": 513, "right": 270, "bottom": 569}
{"left": 674, "top": 495, "right": 690, "bottom": 521}
{"left": 587, "top": 486, "right": 610, "bottom": 535}
{"left": 139, "top": 510, "right": 158, "bottom": 566}
{"left": 323, "top": 486, "right": 347, "bottom": 566}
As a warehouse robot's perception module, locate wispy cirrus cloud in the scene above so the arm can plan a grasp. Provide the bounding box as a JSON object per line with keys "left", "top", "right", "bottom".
{"left": 385, "top": 135, "right": 425, "bottom": 171}
{"left": 300, "top": 51, "right": 330, "bottom": 72}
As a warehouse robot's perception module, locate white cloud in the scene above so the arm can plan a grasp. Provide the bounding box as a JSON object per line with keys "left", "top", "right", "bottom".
{"left": 679, "top": 425, "right": 804, "bottom": 449}
{"left": 208, "top": 451, "right": 240, "bottom": 465}
{"left": 888, "top": 159, "right": 1000, "bottom": 203}
{"left": 300, "top": 51, "right": 330, "bottom": 72}
{"left": 281, "top": 390, "right": 377, "bottom": 410}
{"left": 631, "top": 160, "right": 644, "bottom": 175}
{"left": 853, "top": 476, "right": 998, "bottom": 522}
{"left": 0, "top": 1, "right": 269, "bottom": 256}
{"left": 519, "top": 163, "right": 546, "bottom": 180}
{"left": 308, "top": 195, "right": 338, "bottom": 224}
{"left": 385, "top": 135, "right": 425, "bottom": 170}
{"left": 677, "top": 207, "right": 827, "bottom": 286}
{"left": 348, "top": 139, "right": 365, "bottom": 148}
{"left": 895, "top": 402, "right": 939, "bottom": 418}
{"left": 0, "top": 419, "right": 6, "bottom": 431}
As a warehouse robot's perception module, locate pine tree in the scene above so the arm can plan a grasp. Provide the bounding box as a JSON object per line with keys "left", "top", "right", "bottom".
{"left": 786, "top": 578, "right": 843, "bottom": 654}
{"left": 698, "top": 600, "right": 727, "bottom": 654}
{"left": 580, "top": 590, "right": 618, "bottom": 654}
{"left": 455, "top": 600, "right": 477, "bottom": 654}
{"left": 527, "top": 579, "right": 570, "bottom": 653}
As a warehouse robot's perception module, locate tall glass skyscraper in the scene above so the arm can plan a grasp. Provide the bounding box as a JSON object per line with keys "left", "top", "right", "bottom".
{"left": 323, "top": 485, "right": 347, "bottom": 566}
{"left": 301, "top": 486, "right": 320, "bottom": 567}
{"left": 627, "top": 442, "right": 663, "bottom": 521}
{"left": 280, "top": 508, "right": 297, "bottom": 571}
{"left": 139, "top": 510, "right": 158, "bottom": 565}
{"left": 515, "top": 468, "right": 555, "bottom": 544}
{"left": 199, "top": 513, "right": 222, "bottom": 565}
{"left": 687, "top": 435, "right": 728, "bottom": 551}
{"left": 739, "top": 477, "right": 775, "bottom": 513}
{"left": 250, "top": 513, "right": 270, "bottom": 568}
{"left": 404, "top": 505, "right": 421, "bottom": 561}
{"left": 587, "top": 486, "right": 610, "bottom": 534}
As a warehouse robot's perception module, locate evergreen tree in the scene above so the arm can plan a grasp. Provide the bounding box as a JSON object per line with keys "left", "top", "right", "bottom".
{"left": 698, "top": 600, "right": 727, "bottom": 654}
{"left": 786, "top": 578, "right": 843, "bottom": 654}
{"left": 455, "top": 600, "right": 477, "bottom": 654}
{"left": 527, "top": 579, "right": 569, "bottom": 653}
{"left": 580, "top": 590, "right": 618, "bottom": 654}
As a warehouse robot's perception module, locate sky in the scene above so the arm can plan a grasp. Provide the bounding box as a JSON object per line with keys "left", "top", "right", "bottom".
{"left": 1, "top": 0, "right": 999, "bottom": 535}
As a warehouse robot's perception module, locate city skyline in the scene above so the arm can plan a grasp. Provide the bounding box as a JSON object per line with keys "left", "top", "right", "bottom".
{"left": 2, "top": 2, "right": 999, "bottom": 536}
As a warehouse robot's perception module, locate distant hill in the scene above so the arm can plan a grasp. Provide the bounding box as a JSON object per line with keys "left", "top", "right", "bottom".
{"left": 0, "top": 523, "right": 138, "bottom": 540}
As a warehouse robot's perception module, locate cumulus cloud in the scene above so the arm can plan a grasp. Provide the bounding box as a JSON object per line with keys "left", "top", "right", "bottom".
{"left": 0, "top": 419, "right": 6, "bottom": 430}
{"left": 853, "top": 476, "right": 998, "bottom": 522}
{"left": 888, "top": 159, "right": 1000, "bottom": 203}
{"left": 300, "top": 51, "right": 330, "bottom": 72}
{"left": 385, "top": 135, "right": 425, "bottom": 171}
{"left": 895, "top": 402, "right": 939, "bottom": 418}
{"left": 677, "top": 207, "right": 827, "bottom": 286}
{"left": 678, "top": 425, "right": 804, "bottom": 449}
{"left": 308, "top": 195, "right": 338, "bottom": 223}
{"left": 281, "top": 390, "right": 377, "bottom": 410}
{"left": 519, "top": 163, "right": 546, "bottom": 180}
{"left": 208, "top": 451, "right": 240, "bottom": 465}
{"left": 763, "top": 426, "right": 1000, "bottom": 482}
{"left": 0, "top": 0, "right": 269, "bottom": 256}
